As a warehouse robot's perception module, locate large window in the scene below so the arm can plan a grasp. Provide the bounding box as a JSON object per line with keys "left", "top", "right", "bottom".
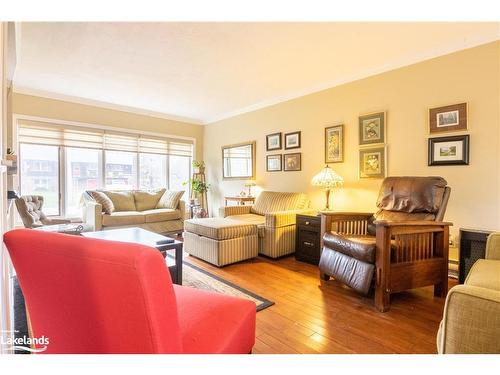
{"left": 65, "top": 148, "right": 101, "bottom": 217}
{"left": 139, "top": 153, "right": 167, "bottom": 189}
{"left": 105, "top": 150, "right": 138, "bottom": 190}
{"left": 20, "top": 144, "right": 60, "bottom": 216}
{"left": 18, "top": 120, "right": 193, "bottom": 218}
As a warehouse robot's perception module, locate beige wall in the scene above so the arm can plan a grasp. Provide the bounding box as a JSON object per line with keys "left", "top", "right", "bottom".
{"left": 204, "top": 41, "right": 500, "bottom": 240}
{"left": 11, "top": 93, "right": 204, "bottom": 158}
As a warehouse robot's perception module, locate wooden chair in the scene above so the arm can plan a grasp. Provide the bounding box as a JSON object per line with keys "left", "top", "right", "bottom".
{"left": 319, "top": 177, "right": 452, "bottom": 312}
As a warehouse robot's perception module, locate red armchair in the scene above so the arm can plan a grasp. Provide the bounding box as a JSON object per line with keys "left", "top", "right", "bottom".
{"left": 4, "top": 229, "right": 256, "bottom": 354}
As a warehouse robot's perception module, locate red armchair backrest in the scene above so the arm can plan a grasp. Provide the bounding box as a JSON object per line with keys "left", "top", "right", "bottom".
{"left": 4, "top": 229, "right": 182, "bottom": 354}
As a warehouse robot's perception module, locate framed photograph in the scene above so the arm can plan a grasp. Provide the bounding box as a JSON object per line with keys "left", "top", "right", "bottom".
{"left": 284, "top": 131, "right": 301, "bottom": 150}
{"left": 428, "top": 135, "right": 469, "bottom": 166}
{"left": 359, "top": 146, "right": 386, "bottom": 178}
{"left": 266, "top": 132, "right": 282, "bottom": 151}
{"left": 325, "top": 124, "right": 344, "bottom": 163}
{"left": 283, "top": 153, "right": 301, "bottom": 171}
{"left": 266, "top": 154, "right": 282, "bottom": 172}
{"left": 429, "top": 103, "right": 467, "bottom": 134}
{"left": 359, "top": 112, "right": 385, "bottom": 145}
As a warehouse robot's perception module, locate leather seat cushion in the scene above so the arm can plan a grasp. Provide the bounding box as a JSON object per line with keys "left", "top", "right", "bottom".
{"left": 102, "top": 211, "right": 145, "bottom": 226}
{"left": 323, "top": 232, "right": 377, "bottom": 264}
{"left": 319, "top": 247, "right": 375, "bottom": 295}
{"left": 143, "top": 208, "right": 181, "bottom": 223}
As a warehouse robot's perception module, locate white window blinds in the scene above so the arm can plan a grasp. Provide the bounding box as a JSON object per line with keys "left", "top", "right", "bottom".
{"left": 18, "top": 119, "right": 193, "bottom": 157}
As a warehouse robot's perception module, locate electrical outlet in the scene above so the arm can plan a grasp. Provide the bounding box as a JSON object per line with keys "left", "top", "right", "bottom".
{"left": 449, "top": 235, "right": 456, "bottom": 247}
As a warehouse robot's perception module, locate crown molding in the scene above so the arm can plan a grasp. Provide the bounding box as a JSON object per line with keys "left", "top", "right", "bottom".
{"left": 204, "top": 36, "right": 500, "bottom": 124}
{"left": 12, "top": 86, "right": 205, "bottom": 125}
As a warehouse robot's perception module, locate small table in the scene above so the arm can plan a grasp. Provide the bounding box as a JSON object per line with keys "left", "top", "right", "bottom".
{"left": 82, "top": 227, "right": 183, "bottom": 285}
{"left": 295, "top": 213, "right": 321, "bottom": 265}
{"left": 224, "top": 196, "right": 255, "bottom": 206}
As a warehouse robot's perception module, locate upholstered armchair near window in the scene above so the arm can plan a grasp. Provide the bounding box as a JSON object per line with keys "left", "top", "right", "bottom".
{"left": 15, "top": 195, "right": 71, "bottom": 228}
{"left": 319, "top": 177, "right": 452, "bottom": 312}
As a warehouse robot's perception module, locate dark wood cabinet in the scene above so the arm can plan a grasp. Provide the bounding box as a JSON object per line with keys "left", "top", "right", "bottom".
{"left": 295, "top": 214, "right": 321, "bottom": 265}
{"left": 459, "top": 228, "right": 492, "bottom": 283}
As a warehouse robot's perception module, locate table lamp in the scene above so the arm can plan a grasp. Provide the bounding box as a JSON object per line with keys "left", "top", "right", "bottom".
{"left": 311, "top": 165, "right": 344, "bottom": 210}
{"left": 244, "top": 180, "right": 256, "bottom": 197}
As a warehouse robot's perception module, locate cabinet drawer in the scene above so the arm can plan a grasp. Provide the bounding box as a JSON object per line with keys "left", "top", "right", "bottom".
{"left": 297, "top": 215, "right": 320, "bottom": 229}
{"left": 296, "top": 229, "right": 321, "bottom": 265}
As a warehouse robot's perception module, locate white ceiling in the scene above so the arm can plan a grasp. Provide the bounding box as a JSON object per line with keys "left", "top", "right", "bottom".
{"left": 13, "top": 22, "right": 500, "bottom": 124}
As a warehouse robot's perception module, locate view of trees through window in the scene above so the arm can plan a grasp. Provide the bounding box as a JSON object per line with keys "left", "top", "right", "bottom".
{"left": 20, "top": 144, "right": 191, "bottom": 218}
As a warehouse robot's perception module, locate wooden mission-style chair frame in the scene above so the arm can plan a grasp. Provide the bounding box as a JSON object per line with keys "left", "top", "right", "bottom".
{"left": 319, "top": 177, "right": 452, "bottom": 312}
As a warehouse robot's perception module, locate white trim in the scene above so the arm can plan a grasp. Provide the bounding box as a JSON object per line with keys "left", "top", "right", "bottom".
{"left": 205, "top": 36, "right": 500, "bottom": 124}
{"left": 12, "top": 86, "right": 205, "bottom": 125}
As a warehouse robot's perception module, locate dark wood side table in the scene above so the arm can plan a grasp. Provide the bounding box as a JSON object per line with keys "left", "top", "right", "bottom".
{"left": 224, "top": 196, "right": 256, "bottom": 206}
{"left": 295, "top": 213, "right": 321, "bottom": 265}
{"left": 459, "top": 228, "right": 493, "bottom": 283}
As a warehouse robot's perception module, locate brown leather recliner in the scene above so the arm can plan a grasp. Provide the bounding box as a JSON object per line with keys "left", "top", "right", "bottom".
{"left": 319, "top": 176, "right": 452, "bottom": 312}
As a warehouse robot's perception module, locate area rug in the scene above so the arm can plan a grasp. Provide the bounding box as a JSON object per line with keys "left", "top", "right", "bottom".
{"left": 168, "top": 255, "right": 274, "bottom": 312}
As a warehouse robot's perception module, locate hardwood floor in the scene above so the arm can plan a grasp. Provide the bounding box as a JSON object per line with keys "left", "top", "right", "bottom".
{"left": 184, "top": 253, "right": 457, "bottom": 354}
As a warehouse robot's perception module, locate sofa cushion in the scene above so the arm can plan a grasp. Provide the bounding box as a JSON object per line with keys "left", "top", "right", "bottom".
{"left": 134, "top": 189, "right": 166, "bottom": 211}
{"left": 465, "top": 259, "right": 500, "bottom": 291}
{"left": 88, "top": 191, "right": 115, "bottom": 214}
{"left": 143, "top": 208, "right": 181, "bottom": 223}
{"left": 102, "top": 211, "right": 145, "bottom": 227}
{"left": 158, "top": 190, "right": 185, "bottom": 209}
{"left": 250, "top": 191, "right": 308, "bottom": 215}
{"left": 226, "top": 214, "right": 266, "bottom": 226}
{"left": 102, "top": 191, "right": 136, "bottom": 212}
{"left": 184, "top": 218, "right": 257, "bottom": 240}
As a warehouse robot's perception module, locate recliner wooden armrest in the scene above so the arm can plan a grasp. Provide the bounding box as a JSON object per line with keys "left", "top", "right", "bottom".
{"left": 373, "top": 220, "right": 452, "bottom": 227}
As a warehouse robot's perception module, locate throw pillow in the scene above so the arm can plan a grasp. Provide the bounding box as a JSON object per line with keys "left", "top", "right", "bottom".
{"left": 88, "top": 191, "right": 115, "bottom": 214}
{"left": 134, "top": 188, "right": 166, "bottom": 211}
{"left": 102, "top": 191, "right": 136, "bottom": 212}
{"left": 157, "top": 190, "right": 185, "bottom": 209}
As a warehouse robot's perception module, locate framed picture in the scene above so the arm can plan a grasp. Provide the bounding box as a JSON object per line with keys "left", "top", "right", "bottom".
{"left": 359, "top": 112, "right": 385, "bottom": 145}
{"left": 284, "top": 131, "right": 301, "bottom": 150}
{"left": 266, "top": 154, "right": 282, "bottom": 172}
{"left": 283, "top": 153, "right": 301, "bottom": 171}
{"left": 325, "top": 124, "right": 344, "bottom": 163}
{"left": 359, "top": 146, "right": 386, "bottom": 178}
{"left": 429, "top": 103, "right": 467, "bottom": 134}
{"left": 266, "top": 132, "right": 282, "bottom": 151}
{"left": 428, "top": 135, "right": 469, "bottom": 166}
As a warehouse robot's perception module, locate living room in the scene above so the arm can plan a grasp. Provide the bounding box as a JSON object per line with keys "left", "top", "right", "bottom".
{"left": 1, "top": 1, "right": 499, "bottom": 372}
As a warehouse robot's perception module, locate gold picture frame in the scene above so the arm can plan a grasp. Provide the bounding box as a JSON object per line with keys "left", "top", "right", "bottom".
{"left": 359, "top": 146, "right": 387, "bottom": 179}
{"left": 325, "top": 124, "right": 344, "bottom": 163}
{"left": 359, "top": 112, "right": 386, "bottom": 146}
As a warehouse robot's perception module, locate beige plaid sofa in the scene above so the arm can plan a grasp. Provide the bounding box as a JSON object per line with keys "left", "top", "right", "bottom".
{"left": 437, "top": 232, "right": 500, "bottom": 353}
{"left": 183, "top": 191, "right": 311, "bottom": 266}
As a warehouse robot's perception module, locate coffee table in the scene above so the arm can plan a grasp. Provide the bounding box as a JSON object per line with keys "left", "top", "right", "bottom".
{"left": 82, "top": 227, "right": 183, "bottom": 285}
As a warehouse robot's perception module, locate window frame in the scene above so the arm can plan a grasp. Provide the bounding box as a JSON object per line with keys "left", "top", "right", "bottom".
{"left": 15, "top": 115, "right": 196, "bottom": 220}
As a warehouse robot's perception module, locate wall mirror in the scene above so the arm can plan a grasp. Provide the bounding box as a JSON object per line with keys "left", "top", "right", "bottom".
{"left": 222, "top": 141, "right": 256, "bottom": 180}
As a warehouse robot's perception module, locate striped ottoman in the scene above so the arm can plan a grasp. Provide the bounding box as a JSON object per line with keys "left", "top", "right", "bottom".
{"left": 183, "top": 218, "right": 258, "bottom": 267}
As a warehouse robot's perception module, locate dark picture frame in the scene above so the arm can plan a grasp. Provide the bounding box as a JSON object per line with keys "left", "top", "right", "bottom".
{"left": 266, "top": 132, "right": 282, "bottom": 151}
{"left": 359, "top": 112, "right": 385, "bottom": 145}
{"left": 284, "top": 131, "right": 301, "bottom": 150}
{"left": 428, "top": 135, "right": 469, "bottom": 166}
{"left": 266, "top": 154, "right": 282, "bottom": 172}
{"left": 429, "top": 103, "right": 467, "bottom": 134}
{"left": 283, "top": 153, "right": 301, "bottom": 171}
{"left": 325, "top": 124, "right": 344, "bottom": 163}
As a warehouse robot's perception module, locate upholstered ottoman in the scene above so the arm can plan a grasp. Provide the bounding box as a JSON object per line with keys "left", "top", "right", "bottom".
{"left": 183, "top": 218, "right": 258, "bottom": 267}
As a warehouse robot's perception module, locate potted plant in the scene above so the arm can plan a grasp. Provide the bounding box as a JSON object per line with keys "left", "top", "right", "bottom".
{"left": 192, "top": 160, "right": 205, "bottom": 174}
